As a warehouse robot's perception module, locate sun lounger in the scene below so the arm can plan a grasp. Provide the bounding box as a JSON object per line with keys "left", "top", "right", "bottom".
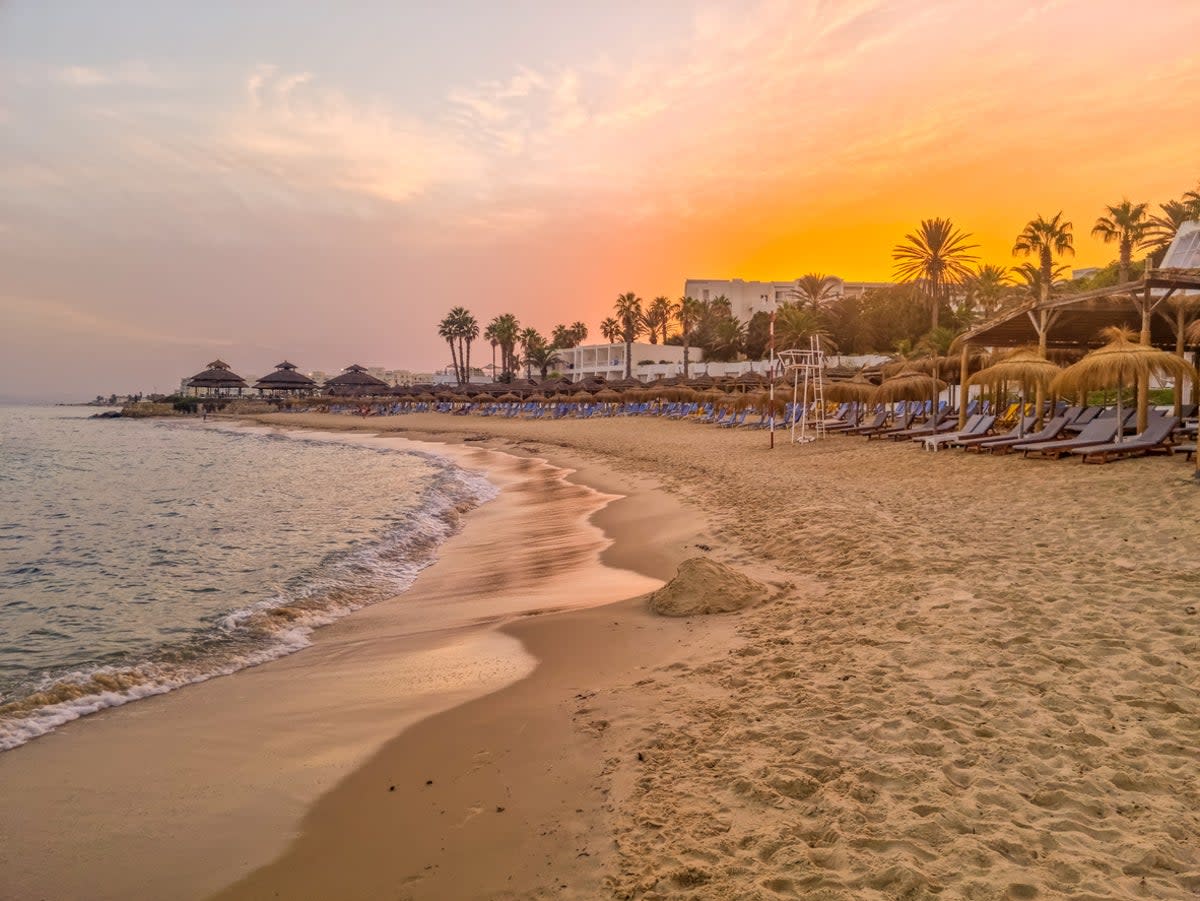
{"left": 864, "top": 409, "right": 918, "bottom": 440}
{"left": 953, "top": 415, "right": 1038, "bottom": 451}
{"left": 922, "top": 414, "right": 996, "bottom": 451}
{"left": 884, "top": 410, "right": 953, "bottom": 441}
{"left": 1020, "top": 411, "right": 1131, "bottom": 459}
{"left": 1069, "top": 415, "right": 1180, "bottom": 464}
{"left": 970, "top": 414, "right": 1063, "bottom": 454}
{"left": 842, "top": 409, "right": 889, "bottom": 435}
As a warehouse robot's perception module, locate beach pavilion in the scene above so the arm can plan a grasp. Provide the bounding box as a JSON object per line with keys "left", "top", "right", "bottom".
{"left": 323, "top": 364, "right": 390, "bottom": 396}
{"left": 254, "top": 361, "right": 318, "bottom": 396}
{"left": 185, "top": 360, "right": 248, "bottom": 397}
{"left": 957, "top": 224, "right": 1200, "bottom": 428}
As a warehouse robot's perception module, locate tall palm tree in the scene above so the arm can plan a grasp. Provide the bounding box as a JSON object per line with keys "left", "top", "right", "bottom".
{"left": 437, "top": 311, "right": 460, "bottom": 385}
{"left": 613, "top": 292, "right": 644, "bottom": 378}
{"left": 675, "top": 296, "right": 704, "bottom": 378}
{"left": 644, "top": 296, "right": 673, "bottom": 344}
{"left": 523, "top": 341, "right": 563, "bottom": 380}
{"left": 1091, "top": 199, "right": 1150, "bottom": 284}
{"left": 455, "top": 309, "right": 479, "bottom": 385}
{"left": 892, "top": 218, "right": 979, "bottom": 331}
{"left": 963, "top": 263, "right": 1013, "bottom": 323}
{"left": 1012, "top": 212, "right": 1074, "bottom": 300}
{"left": 569, "top": 321, "right": 589, "bottom": 345}
{"left": 1184, "top": 184, "right": 1200, "bottom": 218}
{"left": 791, "top": 273, "right": 840, "bottom": 310}
{"left": 599, "top": 317, "right": 621, "bottom": 344}
{"left": 518, "top": 327, "right": 542, "bottom": 380}
{"left": 707, "top": 316, "right": 745, "bottom": 362}
{"left": 483, "top": 321, "right": 500, "bottom": 380}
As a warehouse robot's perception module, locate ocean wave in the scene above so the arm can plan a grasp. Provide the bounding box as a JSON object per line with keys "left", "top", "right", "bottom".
{"left": 0, "top": 442, "right": 497, "bottom": 752}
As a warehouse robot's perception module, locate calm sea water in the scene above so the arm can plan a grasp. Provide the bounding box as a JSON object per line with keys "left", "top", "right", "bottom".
{"left": 0, "top": 406, "right": 494, "bottom": 750}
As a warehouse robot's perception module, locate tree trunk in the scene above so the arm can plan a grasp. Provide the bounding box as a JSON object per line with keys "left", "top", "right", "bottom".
{"left": 447, "top": 340, "right": 459, "bottom": 386}
{"left": 1175, "top": 305, "right": 1185, "bottom": 419}
{"left": 683, "top": 332, "right": 690, "bottom": 379}
{"left": 465, "top": 339, "right": 472, "bottom": 386}
{"left": 1119, "top": 240, "right": 1131, "bottom": 285}
{"left": 625, "top": 340, "right": 632, "bottom": 379}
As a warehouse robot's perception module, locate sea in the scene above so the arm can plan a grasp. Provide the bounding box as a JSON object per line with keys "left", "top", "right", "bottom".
{"left": 0, "top": 405, "right": 496, "bottom": 751}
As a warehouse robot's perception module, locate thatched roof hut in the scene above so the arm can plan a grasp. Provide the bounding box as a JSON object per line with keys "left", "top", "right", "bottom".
{"left": 324, "top": 364, "right": 389, "bottom": 396}
{"left": 186, "top": 360, "right": 247, "bottom": 395}
{"left": 254, "top": 361, "right": 317, "bottom": 394}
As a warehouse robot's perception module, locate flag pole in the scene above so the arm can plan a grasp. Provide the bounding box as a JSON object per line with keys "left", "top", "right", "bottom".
{"left": 769, "top": 307, "right": 776, "bottom": 449}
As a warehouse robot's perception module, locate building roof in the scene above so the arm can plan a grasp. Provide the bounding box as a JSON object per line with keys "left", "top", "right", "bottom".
{"left": 254, "top": 363, "right": 317, "bottom": 391}
{"left": 324, "top": 364, "right": 389, "bottom": 394}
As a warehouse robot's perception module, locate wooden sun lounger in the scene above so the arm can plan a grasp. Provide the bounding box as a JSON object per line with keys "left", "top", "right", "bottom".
{"left": 864, "top": 409, "right": 918, "bottom": 439}
{"left": 1069, "top": 416, "right": 1179, "bottom": 464}
{"left": 842, "top": 409, "right": 889, "bottom": 435}
{"left": 972, "top": 414, "right": 1066, "bottom": 454}
{"left": 953, "top": 415, "right": 1037, "bottom": 451}
{"left": 1020, "top": 411, "right": 1130, "bottom": 459}
{"left": 884, "top": 411, "right": 953, "bottom": 441}
{"left": 922, "top": 414, "right": 996, "bottom": 451}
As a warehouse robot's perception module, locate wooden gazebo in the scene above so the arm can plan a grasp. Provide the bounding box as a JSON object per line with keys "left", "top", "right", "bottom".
{"left": 186, "top": 360, "right": 247, "bottom": 397}
{"left": 254, "top": 361, "right": 317, "bottom": 396}
{"left": 323, "top": 364, "right": 389, "bottom": 396}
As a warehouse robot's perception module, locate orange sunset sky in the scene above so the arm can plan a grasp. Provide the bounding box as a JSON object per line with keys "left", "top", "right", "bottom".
{"left": 1, "top": 1, "right": 1198, "bottom": 398}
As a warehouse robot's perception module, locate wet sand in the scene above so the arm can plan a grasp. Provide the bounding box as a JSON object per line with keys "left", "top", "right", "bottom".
{"left": 213, "top": 411, "right": 1199, "bottom": 900}
{"left": 0, "top": 433, "right": 671, "bottom": 901}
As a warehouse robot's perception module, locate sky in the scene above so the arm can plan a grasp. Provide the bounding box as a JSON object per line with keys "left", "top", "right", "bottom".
{"left": 2, "top": 1, "right": 1198, "bottom": 400}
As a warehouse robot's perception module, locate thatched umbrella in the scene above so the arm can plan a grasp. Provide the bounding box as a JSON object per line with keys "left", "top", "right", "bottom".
{"left": 527, "top": 393, "right": 548, "bottom": 403}
{"left": 965, "top": 347, "right": 1061, "bottom": 437}
{"left": 594, "top": 388, "right": 622, "bottom": 403}
{"left": 825, "top": 372, "right": 876, "bottom": 425}
{"left": 495, "top": 392, "right": 521, "bottom": 403}
{"left": 870, "top": 370, "right": 947, "bottom": 408}
{"left": 1050, "top": 327, "right": 1197, "bottom": 444}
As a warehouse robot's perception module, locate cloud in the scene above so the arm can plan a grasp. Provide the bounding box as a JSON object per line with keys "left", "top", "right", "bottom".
{"left": 54, "top": 61, "right": 159, "bottom": 87}
{"left": 1, "top": 294, "right": 234, "bottom": 348}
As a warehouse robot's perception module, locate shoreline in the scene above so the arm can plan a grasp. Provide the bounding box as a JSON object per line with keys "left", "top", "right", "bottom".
{"left": 0, "top": 424, "right": 679, "bottom": 901}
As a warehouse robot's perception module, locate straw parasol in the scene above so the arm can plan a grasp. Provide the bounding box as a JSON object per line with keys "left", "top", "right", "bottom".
{"left": 593, "top": 388, "right": 622, "bottom": 403}
{"left": 495, "top": 392, "right": 521, "bottom": 403}
{"left": 966, "top": 347, "right": 1062, "bottom": 437}
{"left": 1050, "top": 327, "right": 1197, "bottom": 444}
{"left": 825, "top": 372, "right": 876, "bottom": 425}
{"left": 870, "top": 370, "right": 947, "bottom": 405}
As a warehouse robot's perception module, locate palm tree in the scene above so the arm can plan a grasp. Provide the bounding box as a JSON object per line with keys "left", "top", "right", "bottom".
{"left": 1012, "top": 212, "right": 1074, "bottom": 300}
{"left": 791, "top": 273, "right": 840, "bottom": 310}
{"left": 569, "top": 321, "right": 589, "bottom": 345}
{"left": 437, "top": 311, "right": 460, "bottom": 385}
{"left": 599, "top": 317, "right": 621, "bottom": 344}
{"left": 455, "top": 309, "right": 479, "bottom": 385}
{"left": 774, "top": 304, "right": 835, "bottom": 352}
{"left": 1091, "top": 199, "right": 1150, "bottom": 284}
{"left": 518, "top": 327, "right": 542, "bottom": 380}
{"left": 1013, "top": 261, "right": 1069, "bottom": 299}
{"left": 483, "top": 321, "right": 500, "bottom": 380}
{"left": 706, "top": 316, "right": 745, "bottom": 362}
{"left": 675, "top": 296, "right": 703, "bottom": 378}
{"left": 892, "top": 218, "right": 979, "bottom": 331}
{"left": 523, "top": 341, "right": 563, "bottom": 379}
{"left": 551, "top": 324, "right": 575, "bottom": 349}
{"left": 644, "top": 296, "right": 673, "bottom": 344}
{"left": 1184, "top": 183, "right": 1200, "bottom": 218}
{"left": 963, "top": 263, "right": 1013, "bottom": 323}
{"left": 613, "top": 292, "right": 644, "bottom": 378}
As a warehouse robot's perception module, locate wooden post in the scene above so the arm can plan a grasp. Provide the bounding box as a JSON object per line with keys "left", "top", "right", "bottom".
{"left": 958, "top": 343, "right": 970, "bottom": 428}
{"left": 1137, "top": 269, "right": 1153, "bottom": 433}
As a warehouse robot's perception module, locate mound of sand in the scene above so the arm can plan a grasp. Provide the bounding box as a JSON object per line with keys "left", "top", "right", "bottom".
{"left": 648, "top": 557, "right": 769, "bottom": 616}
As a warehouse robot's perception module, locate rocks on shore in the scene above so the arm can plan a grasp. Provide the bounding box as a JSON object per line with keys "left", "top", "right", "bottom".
{"left": 648, "top": 557, "right": 769, "bottom": 616}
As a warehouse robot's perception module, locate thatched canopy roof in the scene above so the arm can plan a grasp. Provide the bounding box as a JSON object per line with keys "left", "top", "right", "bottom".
{"left": 962, "top": 268, "right": 1200, "bottom": 351}
{"left": 254, "top": 362, "right": 317, "bottom": 391}
{"left": 324, "top": 364, "right": 389, "bottom": 394}
{"left": 1049, "top": 327, "right": 1198, "bottom": 396}
{"left": 870, "top": 371, "right": 947, "bottom": 403}
{"left": 187, "top": 361, "right": 247, "bottom": 389}
{"left": 966, "top": 347, "right": 1062, "bottom": 389}
{"left": 606, "top": 377, "right": 643, "bottom": 390}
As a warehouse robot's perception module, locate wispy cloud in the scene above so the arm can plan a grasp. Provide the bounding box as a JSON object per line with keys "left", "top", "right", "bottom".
{"left": 54, "top": 60, "right": 159, "bottom": 87}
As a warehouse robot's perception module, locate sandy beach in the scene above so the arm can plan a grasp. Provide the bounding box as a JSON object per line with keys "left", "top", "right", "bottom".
{"left": 5, "top": 410, "right": 1199, "bottom": 900}
{"left": 216, "top": 411, "right": 1199, "bottom": 900}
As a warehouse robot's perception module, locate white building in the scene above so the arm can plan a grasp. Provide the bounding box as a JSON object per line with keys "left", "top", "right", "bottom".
{"left": 683, "top": 277, "right": 890, "bottom": 323}
{"left": 559, "top": 342, "right": 702, "bottom": 382}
